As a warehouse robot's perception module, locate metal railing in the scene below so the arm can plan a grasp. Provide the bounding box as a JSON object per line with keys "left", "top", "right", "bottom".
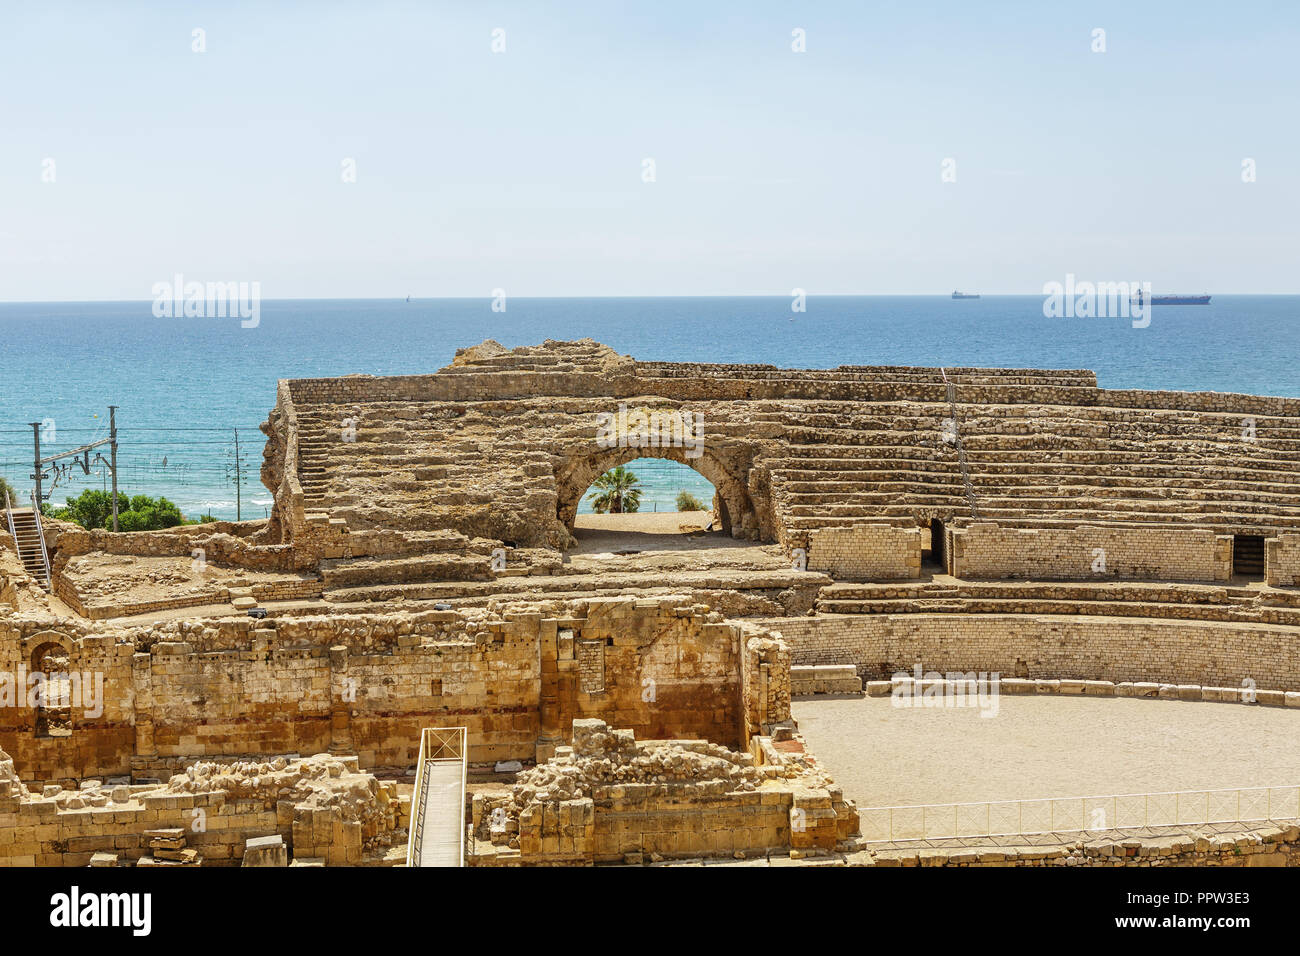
{"left": 406, "top": 726, "right": 469, "bottom": 867}
{"left": 28, "top": 492, "right": 51, "bottom": 589}
{"left": 3, "top": 489, "right": 16, "bottom": 553}
{"left": 4, "top": 489, "right": 52, "bottom": 590}
{"left": 858, "top": 784, "right": 1300, "bottom": 844}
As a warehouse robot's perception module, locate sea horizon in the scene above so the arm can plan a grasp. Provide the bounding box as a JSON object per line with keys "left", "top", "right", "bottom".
{"left": 2, "top": 292, "right": 1296, "bottom": 305}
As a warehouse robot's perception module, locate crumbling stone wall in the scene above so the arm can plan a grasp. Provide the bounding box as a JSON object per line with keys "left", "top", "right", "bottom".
{"left": 1, "top": 598, "right": 780, "bottom": 782}
{"left": 0, "top": 619, "right": 134, "bottom": 783}
{"left": 469, "top": 718, "right": 857, "bottom": 865}
{"left": 0, "top": 748, "right": 400, "bottom": 866}
{"left": 739, "top": 626, "right": 791, "bottom": 744}
{"left": 543, "top": 598, "right": 752, "bottom": 752}
{"left": 950, "top": 523, "right": 1232, "bottom": 582}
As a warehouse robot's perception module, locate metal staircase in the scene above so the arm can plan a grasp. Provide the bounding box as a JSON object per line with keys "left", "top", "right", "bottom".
{"left": 940, "top": 369, "right": 981, "bottom": 519}
{"left": 4, "top": 490, "right": 52, "bottom": 591}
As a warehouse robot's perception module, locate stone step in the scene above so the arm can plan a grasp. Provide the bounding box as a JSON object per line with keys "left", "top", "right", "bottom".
{"left": 819, "top": 580, "right": 1251, "bottom": 604}
{"left": 320, "top": 554, "right": 492, "bottom": 588}
{"left": 814, "top": 597, "right": 1284, "bottom": 624}
{"left": 322, "top": 567, "right": 829, "bottom": 604}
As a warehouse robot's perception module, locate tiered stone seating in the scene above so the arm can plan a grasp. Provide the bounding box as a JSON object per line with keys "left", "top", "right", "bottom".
{"left": 766, "top": 398, "right": 1300, "bottom": 539}
{"left": 292, "top": 401, "right": 566, "bottom": 542}
{"left": 813, "top": 580, "right": 1300, "bottom": 626}
{"left": 318, "top": 566, "right": 828, "bottom": 618}
{"left": 260, "top": 340, "right": 1300, "bottom": 603}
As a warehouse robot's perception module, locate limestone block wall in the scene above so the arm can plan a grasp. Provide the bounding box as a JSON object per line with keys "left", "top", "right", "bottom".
{"left": 53, "top": 527, "right": 296, "bottom": 572}
{"left": 0, "top": 750, "right": 401, "bottom": 867}
{"left": 469, "top": 719, "right": 853, "bottom": 866}
{"left": 807, "top": 524, "right": 921, "bottom": 580}
{"left": 137, "top": 611, "right": 544, "bottom": 773}
{"left": 542, "top": 598, "right": 780, "bottom": 753}
{"left": 0, "top": 620, "right": 136, "bottom": 783}
{"left": 1266, "top": 534, "right": 1300, "bottom": 587}
{"left": 950, "top": 523, "right": 1232, "bottom": 582}
{"left": 761, "top": 613, "right": 1300, "bottom": 691}
{"left": 1, "top": 598, "right": 776, "bottom": 783}
{"left": 739, "top": 625, "right": 791, "bottom": 744}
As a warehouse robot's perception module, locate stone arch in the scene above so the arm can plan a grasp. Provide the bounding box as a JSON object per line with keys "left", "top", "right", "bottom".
{"left": 556, "top": 444, "right": 765, "bottom": 540}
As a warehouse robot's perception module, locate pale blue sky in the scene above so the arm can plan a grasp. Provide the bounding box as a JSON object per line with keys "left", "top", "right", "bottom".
{"left": 1, "top": 0, "right": 1296, "bottom": 299}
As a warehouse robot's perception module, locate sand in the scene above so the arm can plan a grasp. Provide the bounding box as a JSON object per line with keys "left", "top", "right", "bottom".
{"left": 793, "top": 694, "right": 1300, "bottom": 809}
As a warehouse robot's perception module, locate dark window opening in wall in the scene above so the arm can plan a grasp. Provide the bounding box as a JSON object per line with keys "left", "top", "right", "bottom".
{"left": 30, "top": 642, "right": 73, "bottom": 738}
{"left": 1233, "top": 535, "right": 1266, "bottom": 579}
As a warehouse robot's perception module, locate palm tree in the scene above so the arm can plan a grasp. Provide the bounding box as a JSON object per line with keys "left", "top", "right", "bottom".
{"left": 588, "top": 466, "right": 642, "bottom": 514}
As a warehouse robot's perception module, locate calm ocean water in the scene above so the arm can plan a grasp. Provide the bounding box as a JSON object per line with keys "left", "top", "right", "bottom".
{"left": 1, "top": 295, "right": 1296, "bottom": 520}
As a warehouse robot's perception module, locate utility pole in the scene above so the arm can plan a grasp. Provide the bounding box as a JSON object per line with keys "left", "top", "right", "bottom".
{"left": 109, "top": 405, "right": 119, "bottom": 531}
{"left": 234, "top": 427, "right": 241, "bottom": 521}
{"left": 226, "top": 427, "right": 248, "bottom": 521}
{"left": 32, "top": 406, "right": 120, "bottom": 526}
{"left": 29, "top": 422, "right": 42, "bottom": 508}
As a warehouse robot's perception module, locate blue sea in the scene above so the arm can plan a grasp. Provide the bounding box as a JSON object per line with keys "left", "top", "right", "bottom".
{"left": 2, "top": 295, "right": 1297, "bottom": 520}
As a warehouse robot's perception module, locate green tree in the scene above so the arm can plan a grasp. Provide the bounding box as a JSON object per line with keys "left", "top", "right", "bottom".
{"left": 587, "top": 466, "right": 642, "bottom": 514}
{"left": 0, "top": 476, "right": 19, "bottom": 507}
{"left": 675, "top": 491, "right": 706, "bottom": 512}
{"left": 48, "top": 489, "right": 185, "bottom": 531}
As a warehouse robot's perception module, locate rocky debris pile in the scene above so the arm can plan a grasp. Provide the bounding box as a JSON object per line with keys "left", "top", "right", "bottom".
{"left": 480, "top": 720, "right": 766, "bottom": 845}
{"left": 43, "top": 779, "right": 134, "bottom": 810}
{"left": 137, "top": 827, "right": 200, "bottom": 867}
{"left": 0, "top": 745, "right": 28, "bottom": 799}
{"left": 471, "top": 719, "right": 851, "bottom": 860}
{"left": 160, "top": 753, "right": 402, "bottom": 858}
{"left": 163, "top": 754, "right": 384, "bottom": 820}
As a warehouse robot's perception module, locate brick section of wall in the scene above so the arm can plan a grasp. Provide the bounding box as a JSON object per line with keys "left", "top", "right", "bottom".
{"left": 807, "top": 525, "right": 921, "bottom": 580}
{"left": 1266, "top": 533, "right": 1300, "bottom": 587}
{"left": 760, "top": 613, "right": 1300, "bottom": 690}
{"left": 951, "top": 523, "right": 1232, "bottom": 582}
{"left": 791, "top": 664, "right": 862, "bottom": 695}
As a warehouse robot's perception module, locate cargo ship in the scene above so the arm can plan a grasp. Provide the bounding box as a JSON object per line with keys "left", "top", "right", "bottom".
{"left": 1134, "top": 291, "right": 1211, "bottom": 306}
{"left": 951, "top": 291, "right": 980, "bottom": 299}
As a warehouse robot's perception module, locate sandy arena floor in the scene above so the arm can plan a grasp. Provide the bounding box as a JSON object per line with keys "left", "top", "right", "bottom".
{"left": 568, "top": 511, "right": 788, "bottom": 573}
{"left": 572, "top": 510, "right": 739, "bottom": 550}
{"left": 793, "top": 695, "right": 1300, "bottom": 809}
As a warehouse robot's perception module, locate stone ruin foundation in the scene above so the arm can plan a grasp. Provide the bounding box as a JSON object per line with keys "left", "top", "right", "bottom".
{"left": 470, "top": 718, "right": 858, "bottom": 865}
{"left": 4, "top": 339, "right": 1300, "bottom": 866}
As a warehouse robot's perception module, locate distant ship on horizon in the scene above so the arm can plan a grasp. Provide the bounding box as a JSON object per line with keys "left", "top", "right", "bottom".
{"left": 1134, "top": 291, "right": 1212, "bottom": 306}
{"left": 952, "top": 291, "right": 980, "bottom": 299}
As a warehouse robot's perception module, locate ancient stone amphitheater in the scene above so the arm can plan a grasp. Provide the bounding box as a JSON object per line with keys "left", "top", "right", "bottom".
{"left": 3, "top": 338, "right": 1300, "bottom": 867}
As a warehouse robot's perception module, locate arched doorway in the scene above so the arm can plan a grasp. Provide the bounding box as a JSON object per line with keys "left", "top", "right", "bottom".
{"left": 556, "top": 445, "right": 764, "bottom": 540}
{"left": 578, "top": 457, "right": 716, "bottom": 517}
